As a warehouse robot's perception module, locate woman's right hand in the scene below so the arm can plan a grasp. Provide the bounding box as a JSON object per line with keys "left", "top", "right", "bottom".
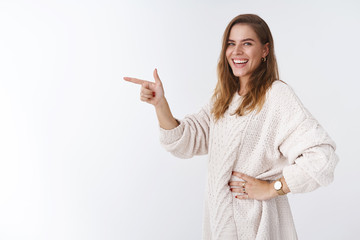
{"left": 123, "top": 68, "right": 165, "bottom": 107}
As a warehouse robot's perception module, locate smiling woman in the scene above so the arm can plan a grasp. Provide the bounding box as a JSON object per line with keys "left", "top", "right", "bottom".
{"left": 124, "top": 13, "right": 339, "bottom": 240}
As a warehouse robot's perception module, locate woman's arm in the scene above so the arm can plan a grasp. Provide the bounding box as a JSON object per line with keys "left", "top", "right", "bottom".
{"left": 155, "top": 97, "right": 179, "bottom": 130}
{"left": 158, "top": 101, "right": 211, "bottom": 159}
{"left": 124, "top": 68, "right": 211, "bottom": 159}
{"left": 230, "top": 82, "right": 338, "bottom": 200}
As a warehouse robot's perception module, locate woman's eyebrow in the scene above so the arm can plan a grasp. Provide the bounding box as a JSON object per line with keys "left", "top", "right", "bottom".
{"left": 227, "top": 38, "right": 255, "bottom": 42}
{"left": 241, "top": 38, "right": 255, "bottom": 42}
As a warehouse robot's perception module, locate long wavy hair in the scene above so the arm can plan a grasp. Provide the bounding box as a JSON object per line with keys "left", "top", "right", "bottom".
{"left": 211, "top": 14, "right": 280, "bottom": 122}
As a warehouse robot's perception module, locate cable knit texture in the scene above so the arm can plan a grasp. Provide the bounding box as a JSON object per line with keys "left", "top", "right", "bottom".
{"left": 158, "top": 80, "right": 339, "bottom": 240}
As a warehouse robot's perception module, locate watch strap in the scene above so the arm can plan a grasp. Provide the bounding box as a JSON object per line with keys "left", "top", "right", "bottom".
{"left": 276, "top": 188, "right": 286, "bottom": 195}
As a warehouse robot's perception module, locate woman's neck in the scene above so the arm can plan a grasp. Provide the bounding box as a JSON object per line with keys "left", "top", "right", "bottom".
{"left": 238, "top": 77, "right": 249, "bottom": 96}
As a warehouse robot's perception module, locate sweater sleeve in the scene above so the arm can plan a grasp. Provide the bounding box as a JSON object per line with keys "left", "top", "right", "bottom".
{"left": 280, "top": 117, "right": 339, "bottom": 193}
{"left": 158, "top": 101, "right": 211, "bottom": 159}
{"left": 269, "top": 82, "right": 339, "bottom": 194}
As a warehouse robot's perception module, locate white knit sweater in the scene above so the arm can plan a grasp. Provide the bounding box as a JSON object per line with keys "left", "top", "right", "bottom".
{"left": 159, "top": 80, "right": 339, "bottom": 240}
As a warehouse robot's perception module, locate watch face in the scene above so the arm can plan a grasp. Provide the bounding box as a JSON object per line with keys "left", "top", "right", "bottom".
{"left": 274, "top": 181, "right": 282, "bottom": 190}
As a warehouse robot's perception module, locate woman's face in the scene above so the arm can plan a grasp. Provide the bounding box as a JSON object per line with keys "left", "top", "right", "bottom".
{"left": 226, "top": 24, "right": 269, "bottom": 83}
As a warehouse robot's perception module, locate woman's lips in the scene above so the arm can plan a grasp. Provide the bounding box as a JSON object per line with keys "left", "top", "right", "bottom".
{"left": 232, "top": 59, "right": 248, "bottom": 68}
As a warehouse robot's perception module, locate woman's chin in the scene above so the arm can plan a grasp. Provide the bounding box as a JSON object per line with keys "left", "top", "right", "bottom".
{"left": 233, "top": 72, "right": 246, "bottom": 78}
{"left": 231, "top": 70, "right": 252, "bottom": 80}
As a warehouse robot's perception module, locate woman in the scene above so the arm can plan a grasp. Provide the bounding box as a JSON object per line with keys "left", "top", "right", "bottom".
{"left": 123, "top": 14, "right": 339, "bottom": 240}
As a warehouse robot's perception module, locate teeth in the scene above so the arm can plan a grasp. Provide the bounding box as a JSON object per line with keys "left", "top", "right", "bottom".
{"left": 233, "top": 59, "right": 248, "bottom": 64}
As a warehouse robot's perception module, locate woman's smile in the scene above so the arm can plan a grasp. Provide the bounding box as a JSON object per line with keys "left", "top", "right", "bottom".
{"left": 232, "top": 58, "right": 249, "bottom": 68}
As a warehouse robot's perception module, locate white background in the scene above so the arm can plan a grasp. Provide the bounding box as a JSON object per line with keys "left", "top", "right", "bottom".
{"left": 0, "top": 0, "right": 359, "bottom": 239}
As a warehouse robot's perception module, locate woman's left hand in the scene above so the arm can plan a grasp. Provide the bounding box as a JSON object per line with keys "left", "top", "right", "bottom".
{"left": 229, "top": 171, "right": 277, "bottom": 201}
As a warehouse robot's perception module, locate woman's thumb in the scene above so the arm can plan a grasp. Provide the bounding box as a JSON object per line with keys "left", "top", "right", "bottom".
{"left": 153, "top": 68, "right": 161, "bottom": 84}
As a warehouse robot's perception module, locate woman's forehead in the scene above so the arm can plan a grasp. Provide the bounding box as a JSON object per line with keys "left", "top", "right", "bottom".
{"left": 228, "top": 24, "right": 258, "bottom": 40}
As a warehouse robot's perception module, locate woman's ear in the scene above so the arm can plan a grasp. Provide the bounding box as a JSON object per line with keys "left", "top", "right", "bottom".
{"left": 263, "top": 42, "right": 270, "bottom": 58}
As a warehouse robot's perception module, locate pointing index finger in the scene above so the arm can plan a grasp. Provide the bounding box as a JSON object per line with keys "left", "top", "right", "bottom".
{"left": 123, "top": 77, "right": 151, "bottom": 85}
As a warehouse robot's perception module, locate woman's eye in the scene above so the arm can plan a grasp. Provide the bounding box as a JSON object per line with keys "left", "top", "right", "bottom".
{"left": 244, "top": 42, "right": 252, "bottom": 46}
{"left": 227, "top": 42, "right": 235, "bottom": 46}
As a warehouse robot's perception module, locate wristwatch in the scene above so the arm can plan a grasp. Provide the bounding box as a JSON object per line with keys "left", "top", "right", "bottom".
{"left": 274, "top": 178, "right": 286, "bottom": 195}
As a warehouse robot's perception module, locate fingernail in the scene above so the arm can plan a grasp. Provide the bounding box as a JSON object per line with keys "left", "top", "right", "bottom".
{"left": 152, "top": 92, "right": 155, "bottom": 97}
{"left": 235, "top": 196, "right": 238, "bottom": 198}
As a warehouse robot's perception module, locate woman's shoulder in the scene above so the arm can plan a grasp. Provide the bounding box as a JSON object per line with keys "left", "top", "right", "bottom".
{"left": 267, "top": 80, "right": 295, "bottom": 97}
{"left": 265, "top": 80, "right": 310, "bottom": 118}
{"left": 267, "top": 80, "right": 298, "bottom": 102}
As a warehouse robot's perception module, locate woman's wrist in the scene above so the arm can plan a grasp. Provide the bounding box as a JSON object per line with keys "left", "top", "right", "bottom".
{"left": 269, "top": 177, "right": 291, "bottom": 198}
{"left": 280, "top": 177, "right": 291, "bottom": 194}
{"left": 269, "top": 182, "right": 279, "bottom": 198}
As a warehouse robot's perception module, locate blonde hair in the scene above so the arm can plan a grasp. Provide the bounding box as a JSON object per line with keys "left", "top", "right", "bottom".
{"left": 211, "top": 14, "right": 280, "bottom": 122}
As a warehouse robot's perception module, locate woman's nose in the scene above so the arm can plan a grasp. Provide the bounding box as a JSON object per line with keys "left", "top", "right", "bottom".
{"left": 234, "top": 45, "right": 243, "bottom": 54}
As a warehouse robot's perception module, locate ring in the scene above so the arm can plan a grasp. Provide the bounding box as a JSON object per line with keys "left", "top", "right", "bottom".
{"left": 242, "top": 187, "right": 246, "bottom": 193}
